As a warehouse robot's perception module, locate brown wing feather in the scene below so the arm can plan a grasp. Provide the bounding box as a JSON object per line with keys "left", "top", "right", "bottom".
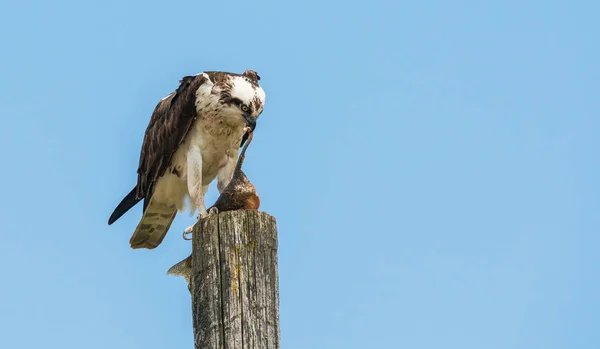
{"left": 135, "top": 74, "right": 209, "bottom": 200}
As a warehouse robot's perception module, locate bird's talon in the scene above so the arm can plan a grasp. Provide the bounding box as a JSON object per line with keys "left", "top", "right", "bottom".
{"left": 198, "top": 210, "right": 209, "bottom": 220}
{"left": 183, "top": 225, "right": 194, "bottom": 240}
{"left": 209, "top": 207, "right": 219, "bottom": 215}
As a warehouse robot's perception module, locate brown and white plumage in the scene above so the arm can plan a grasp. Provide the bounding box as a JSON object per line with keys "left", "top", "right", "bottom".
{"left": 108, "top": 69, "right": 266, "bottom": 249}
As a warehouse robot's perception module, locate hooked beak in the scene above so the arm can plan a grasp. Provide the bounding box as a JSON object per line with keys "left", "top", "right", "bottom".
{"left": 244, "top": 114, "right": 257, "bottom": 132}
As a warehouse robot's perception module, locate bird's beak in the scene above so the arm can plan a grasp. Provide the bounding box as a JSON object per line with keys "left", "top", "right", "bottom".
{"left": 244, "top": 114, "right": 257, "bottom": 132}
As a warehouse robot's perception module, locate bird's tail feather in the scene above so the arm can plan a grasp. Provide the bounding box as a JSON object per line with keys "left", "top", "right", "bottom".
{"left": 108, "top": 187, "right": 141, "bottom": 225}
{"left": 129, "top": 195, "right": 177, "bottom": 249}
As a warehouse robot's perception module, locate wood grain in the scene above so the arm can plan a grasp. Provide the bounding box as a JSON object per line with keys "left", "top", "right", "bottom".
{"left": 192, "top": 210, "right": 279, "bottom": 349}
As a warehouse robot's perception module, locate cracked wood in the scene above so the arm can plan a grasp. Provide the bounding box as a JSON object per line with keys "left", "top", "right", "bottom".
{"left": 191, "top": 210, "right": 280, "bottom": 349}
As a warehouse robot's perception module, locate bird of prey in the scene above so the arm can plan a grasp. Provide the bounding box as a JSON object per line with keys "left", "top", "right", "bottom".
{"left": 108, "top": 69, "right": 266, "bottom": 250}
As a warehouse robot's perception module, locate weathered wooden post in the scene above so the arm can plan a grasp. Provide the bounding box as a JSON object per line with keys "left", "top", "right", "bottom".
{"left": 191, "top": 209, "right": 280, "bottom": 349}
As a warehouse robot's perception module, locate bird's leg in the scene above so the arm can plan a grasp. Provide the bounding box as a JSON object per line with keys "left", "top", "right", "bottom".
{"left": 183, "top": 184, "right": 212, "bottom": 240}
{"left": 183, "top": 145, "right": 206, "bottom": 239}
{"left": 182, "top": 206, "right": 219, "bottom": 241}
{"left": 183, "top": 205, "right": 207, "bottom": 240}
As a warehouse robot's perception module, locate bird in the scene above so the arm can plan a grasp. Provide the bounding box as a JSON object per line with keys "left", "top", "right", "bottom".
{"left": 167, "top": 131, "right": 261, "bottom": 293}
{"left": 108, "top": 69, "right": 266, "bottom": 250}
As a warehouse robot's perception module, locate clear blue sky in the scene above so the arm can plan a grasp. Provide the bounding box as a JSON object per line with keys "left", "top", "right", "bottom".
{"left": 0, "top": 0, "right": 598, "bottom": 348}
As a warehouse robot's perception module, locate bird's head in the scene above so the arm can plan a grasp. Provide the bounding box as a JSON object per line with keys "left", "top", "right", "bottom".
{"left": 219, "top": 69, "right": 266, "bottom": 132}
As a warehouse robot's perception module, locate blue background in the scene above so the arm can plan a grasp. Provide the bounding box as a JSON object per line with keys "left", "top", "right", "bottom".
{"left": 0, "top": 0, "right": 598, "bottom": 348}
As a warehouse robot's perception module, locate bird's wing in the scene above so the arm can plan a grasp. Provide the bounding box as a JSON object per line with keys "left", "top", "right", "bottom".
{"left": 107, "top": 74, "right": 210, "bottom": 226}
{"left": 136, "top": 74, "right": 209, "bottom": 200}
{"left": 126, "top": 74, "right": 211, "bottom": 249}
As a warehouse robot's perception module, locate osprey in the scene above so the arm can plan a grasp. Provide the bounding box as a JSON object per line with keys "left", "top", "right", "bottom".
{"left": 108, "top": 69, "right": 266, "bottom": 249}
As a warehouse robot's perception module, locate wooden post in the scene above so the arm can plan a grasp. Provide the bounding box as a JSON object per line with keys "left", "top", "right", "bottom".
{"left": 191, "top": 210, "right": 280, "bottom": 349}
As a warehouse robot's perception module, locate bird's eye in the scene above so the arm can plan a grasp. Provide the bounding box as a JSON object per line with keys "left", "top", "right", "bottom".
{"left": 241, "top": 104, "right": 249, "bottom": 112}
